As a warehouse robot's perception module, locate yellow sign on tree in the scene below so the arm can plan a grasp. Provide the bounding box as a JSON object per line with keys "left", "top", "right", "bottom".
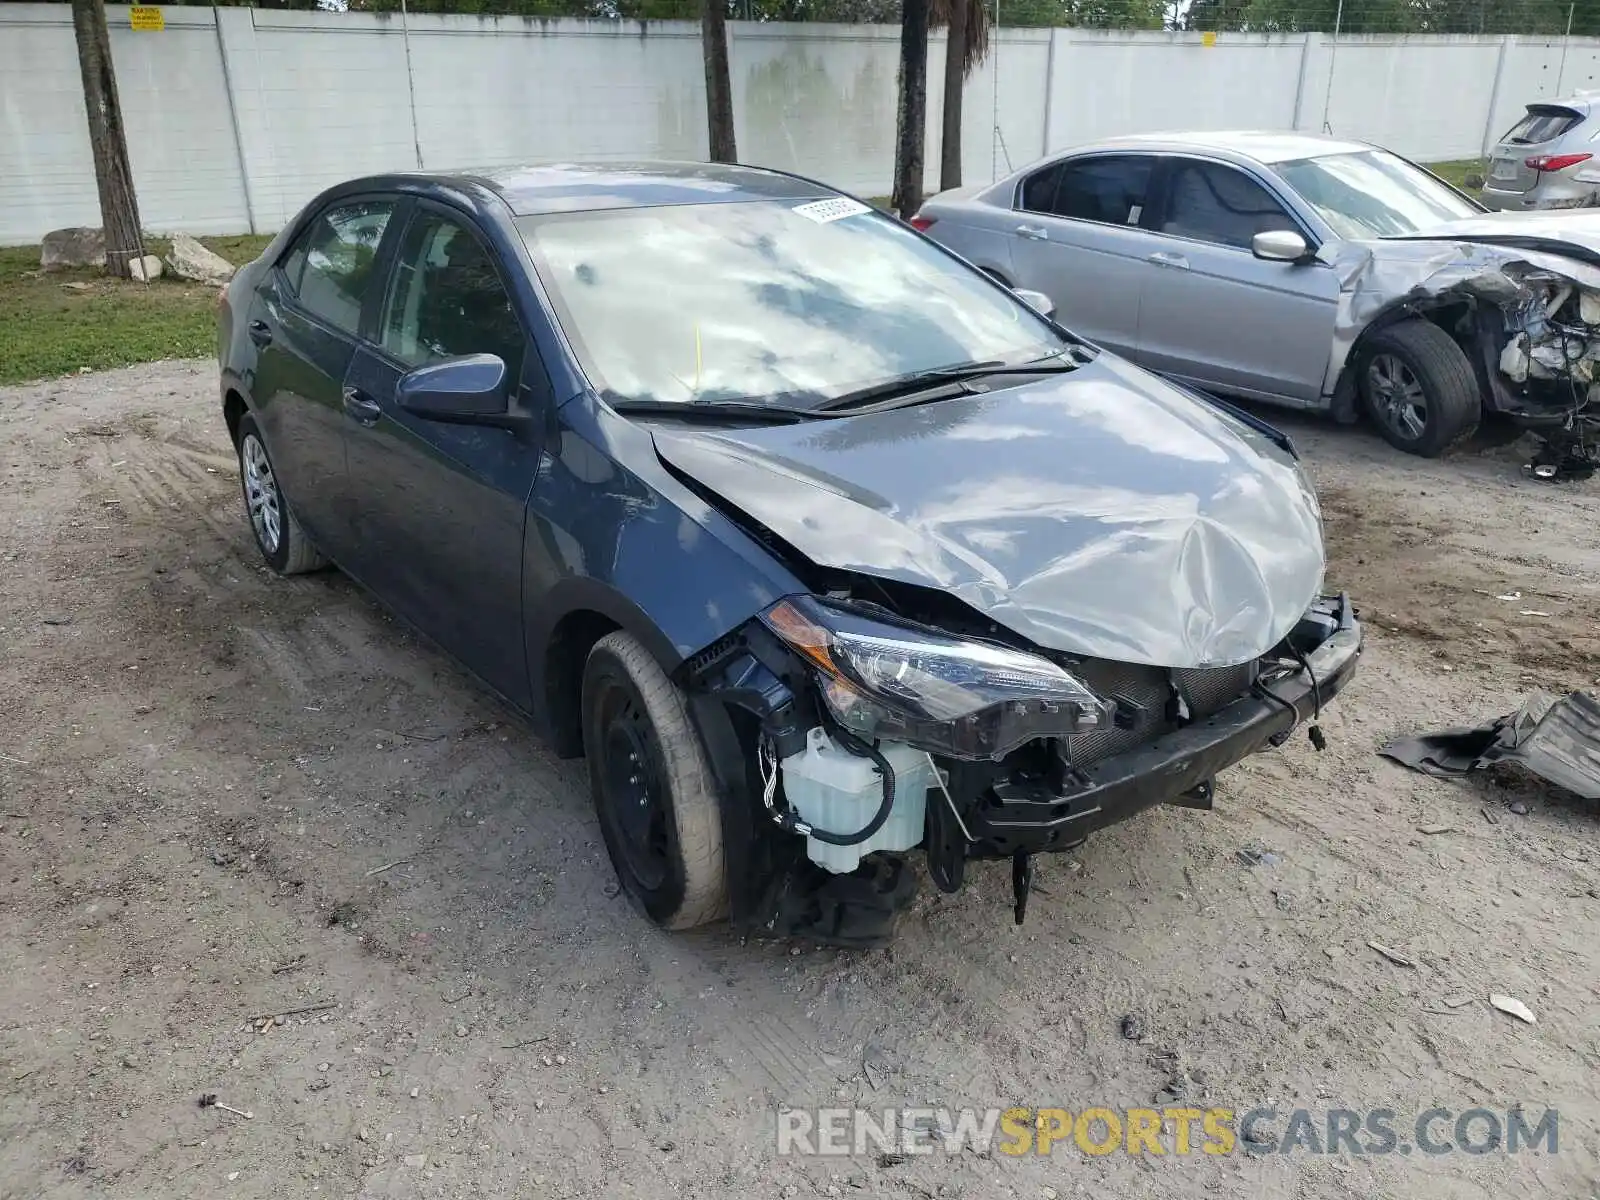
{"left": 129, "top": 6, "right": 164, "bottom": 31}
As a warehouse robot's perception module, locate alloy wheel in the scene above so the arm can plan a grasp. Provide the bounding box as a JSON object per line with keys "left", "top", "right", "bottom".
{"left": 1367, "top": 352, "right": 1428, "bottom": 443}
{"left": 241, "top": 433, "right": 282, "bottom": 555}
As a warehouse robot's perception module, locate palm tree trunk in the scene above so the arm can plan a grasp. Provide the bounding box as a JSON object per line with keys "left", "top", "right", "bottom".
{"left": 892, "top": 0, "right": 930, "bottom": 219}
{"left": 70, "top": 0, "right": 142, "bottom": 277}
{"left": 939, "top": 0, "right": 967, "bottom": 192}
{"left": 702, "top": 0, "right": 737, "bottom": 163}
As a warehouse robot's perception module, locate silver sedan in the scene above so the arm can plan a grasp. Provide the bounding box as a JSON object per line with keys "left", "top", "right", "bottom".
{"left": 914, "top": 131, "right": 1507, "bottom": 456}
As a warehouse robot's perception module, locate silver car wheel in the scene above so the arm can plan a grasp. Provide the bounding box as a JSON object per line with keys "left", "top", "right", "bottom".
{"left": 241, "top": 432, "right": 282, "bottom": 554}
{"left": 1367, "top": 352, "right": 1428, "bottom": 442}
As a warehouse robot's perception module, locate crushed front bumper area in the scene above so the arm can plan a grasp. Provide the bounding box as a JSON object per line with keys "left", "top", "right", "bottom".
{"left": 948, "top": 604, "right": 1363, "bottom": 859}
{"left": 690, "top": 593, "right": 1362, "bottom": 945}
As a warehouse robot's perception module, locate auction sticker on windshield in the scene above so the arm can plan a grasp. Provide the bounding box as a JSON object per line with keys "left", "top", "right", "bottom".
{"left": 792, "top": 198, "right": 872, "bottom": 223}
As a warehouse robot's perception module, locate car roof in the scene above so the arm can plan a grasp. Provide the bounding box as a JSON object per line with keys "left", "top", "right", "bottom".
{"left": 1057, "top": 130, "right": 1375, "bottom": 165}
{"left": 386, "top": 160, "right": 838, "bottom": 216}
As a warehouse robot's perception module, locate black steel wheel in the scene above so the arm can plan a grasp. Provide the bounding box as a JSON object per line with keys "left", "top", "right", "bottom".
{"left": 581, "top": 631, "right": 726, "bottom": 929}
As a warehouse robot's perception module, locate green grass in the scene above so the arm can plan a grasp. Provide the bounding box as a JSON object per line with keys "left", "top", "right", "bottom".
{"left": 0, "top": 233, "right": 275, "bottom": 386}
{"left": 1424, "top": 158, "right": 1486, "bottom": 197}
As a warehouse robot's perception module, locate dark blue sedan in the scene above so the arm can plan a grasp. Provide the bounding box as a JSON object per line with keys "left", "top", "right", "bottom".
{"left": 218, "top": 162, "right": 1361, "bottom": 945}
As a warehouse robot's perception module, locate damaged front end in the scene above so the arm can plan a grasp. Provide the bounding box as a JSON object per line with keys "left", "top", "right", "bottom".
{"left": 684, "top": 590, "right": 1362, "bottom": 946}
{"left": 1335, "top": 227, "right": 1600, "bottom": 478}
{"left": 643, "top": 346, "right": 1356, "bottom": 943}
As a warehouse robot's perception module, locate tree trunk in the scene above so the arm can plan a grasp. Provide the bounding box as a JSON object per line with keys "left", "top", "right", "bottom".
{"left": 702, "top": 0, "right": 737, "bottom": 164}
{"left": 939, "top": 0, "right": 966, "bottom": 192}
{"left": 891, "top": 0, "right": 930, "bottom": 219}
{"left": 70, "top": 0, "right": 142, "bottom": 277}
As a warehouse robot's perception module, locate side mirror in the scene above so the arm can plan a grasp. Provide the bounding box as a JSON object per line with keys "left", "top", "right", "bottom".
{"left": 397, "top": 353, "right": 509, "bottom": 421}
{"left": 1252, "top": 229, "right": 1312, "bottom": 264}
{"left": 1013, "top": 288, "right": 1056, "bottom": 319}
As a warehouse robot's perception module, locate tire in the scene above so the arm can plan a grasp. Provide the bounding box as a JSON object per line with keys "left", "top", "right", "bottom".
{"left": 1358, "top": 319, "right": 1480, "bottom": 457}
{"left": 581, "top": 631, "right": 727, "bottom": 930}
{"left": 236, "top": 413, "right": 329, "bottom": 575}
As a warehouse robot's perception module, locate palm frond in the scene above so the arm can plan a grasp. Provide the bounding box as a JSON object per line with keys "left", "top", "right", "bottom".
{"left": 928, "top": 0, "right": 989, "bottom": 75}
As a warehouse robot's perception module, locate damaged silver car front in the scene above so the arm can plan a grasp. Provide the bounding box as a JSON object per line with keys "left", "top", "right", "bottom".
{"left": 1330, "top": 217, "right": 1600, "bottom": 478}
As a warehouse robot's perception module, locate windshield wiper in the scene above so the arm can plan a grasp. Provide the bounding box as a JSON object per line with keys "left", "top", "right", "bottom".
{"left": 608, "top": 398, "right": 829, "bottom": 424}
{"left": 816, "top": 350, "right": 1087, "bottom": 413}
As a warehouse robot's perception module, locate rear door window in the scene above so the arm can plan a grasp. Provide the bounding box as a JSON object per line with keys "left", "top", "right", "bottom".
{"left": 1502, "top": 106, "right": 1583, "bottom": 145}
{"left": 281, "top": 200, "right": 395, "bottom": 335}
{"left": 1020, "top": 156, "right": 1152, "bottom": 226}
{"left": 1019, "top": 164, "right": 1062, "bottom": 214}
{"left": 1157, "top": 160, "right": 1300, "bottom": 250}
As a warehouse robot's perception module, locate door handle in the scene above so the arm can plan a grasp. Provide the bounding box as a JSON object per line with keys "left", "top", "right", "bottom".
{"left": 341, "top": 386, "right": 382, "bottom": 426}
{"left": 1148, "top": 251, "right": 1191, "bottom": 270}
{"left": 248, "top": 319, "right": 273, "bottom": 348}
{"left": 1015, "top": 223, "right": 1049, "bottom": 241}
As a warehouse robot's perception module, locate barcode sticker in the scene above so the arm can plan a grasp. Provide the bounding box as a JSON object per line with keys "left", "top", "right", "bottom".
{"left": 792, "top": 198, "right": 872, "bottom": 224}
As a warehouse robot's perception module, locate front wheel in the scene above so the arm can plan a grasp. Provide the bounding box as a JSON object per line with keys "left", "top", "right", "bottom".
{"left": 1358, "top": 319, "right": 1480, "bottom": 457}
{"left": 581, "top": 631, "right": 727, "bottom": 930}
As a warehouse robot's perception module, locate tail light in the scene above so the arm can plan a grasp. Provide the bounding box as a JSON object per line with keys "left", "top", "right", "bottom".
{"left": 909, "top": 214, "right": 937, "bottom": 232}
{"left": 1525, "top": 152, "right": 1593, "bottom": 172}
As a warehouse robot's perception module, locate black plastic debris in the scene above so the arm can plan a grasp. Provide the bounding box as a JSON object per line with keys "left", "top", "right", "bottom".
{"left": 1380, "top": 691, "right": 1600, "bottom": 801}
{"left": 1527, "top": 426, "right": 1600, "bottom": 483}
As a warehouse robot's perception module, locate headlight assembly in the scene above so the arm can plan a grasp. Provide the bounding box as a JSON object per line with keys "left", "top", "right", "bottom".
{"left": 760, "top": 597, "right": 1112, "bottom": 761}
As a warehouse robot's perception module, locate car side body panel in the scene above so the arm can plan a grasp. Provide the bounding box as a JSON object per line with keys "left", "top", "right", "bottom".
{"left": 913, "top": 183, "right": 1019, "bottom": 282}
{"left": 520, "top": 394, "right": 806, "bottom": 741}
{"left": 916, "top": 133, "right": 1505, "bottom": 414}
{"left": 1134, "top": 156, "right": 1341, "bottom": 405}
{"left": 220, "top": 174, "right": 798, "bottom": 734}
{"left": 1006, "top": 213, "right": 1152, "bottom": 361}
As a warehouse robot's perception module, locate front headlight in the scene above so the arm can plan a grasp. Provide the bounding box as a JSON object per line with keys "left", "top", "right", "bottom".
{"left": 760, "top": 597, "right": 1112, "bottom": 761}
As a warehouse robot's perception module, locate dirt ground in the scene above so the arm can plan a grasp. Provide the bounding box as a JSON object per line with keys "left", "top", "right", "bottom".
{"left": 1, "top": 360, "right": 1598, "bottom": 1200}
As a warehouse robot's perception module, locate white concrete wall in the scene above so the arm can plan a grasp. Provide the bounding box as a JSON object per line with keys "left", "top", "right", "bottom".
{"left": 1044, "top": 31, "right": 1308, "bottom": 152}
{"left": 1, "top": 3, "right": 248, "bottom": 242}
{"left": 1303, "top": 35, "right": 1506, "bottom": 160}
{"left": 5, "top": 5, "right": 1600, "bottom": 244}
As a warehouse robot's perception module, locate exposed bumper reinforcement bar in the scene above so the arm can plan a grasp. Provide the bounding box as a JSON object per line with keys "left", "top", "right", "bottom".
{"left": 968, "top": 607, "right": 1364, "bottom": 849}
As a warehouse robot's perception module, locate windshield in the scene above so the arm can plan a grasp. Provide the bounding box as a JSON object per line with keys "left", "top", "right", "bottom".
{"left": 515, "top": 200, "right": 1065, "bottom": 408}
{"left": 1275, "top": 150, "right": 1482, "bottom": 239}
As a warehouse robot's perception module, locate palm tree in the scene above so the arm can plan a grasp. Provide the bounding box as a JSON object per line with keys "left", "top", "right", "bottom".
{"left": 931, "top": 0, "right": 990, "bottom": 192}
{"left": 703, "top": 0, "right": 737, "bottom": 162}
{"left": 70, "top": 0, "right": 143, "bottom": 276}
{"left": 891, "top": 0, "right": 931, "bottom": 219}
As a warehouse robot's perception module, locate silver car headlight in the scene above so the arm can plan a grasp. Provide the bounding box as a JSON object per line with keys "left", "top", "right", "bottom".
{"left": 760, "top": 597, "right": 1112, "bottom": 761}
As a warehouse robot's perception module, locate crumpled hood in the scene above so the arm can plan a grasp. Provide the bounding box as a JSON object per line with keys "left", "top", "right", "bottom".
{"left": 1406, "top": 210, "right": 1600, "bottom": 257}
{"left": 650, "top": 354, "right": 1326, "bottom": 668}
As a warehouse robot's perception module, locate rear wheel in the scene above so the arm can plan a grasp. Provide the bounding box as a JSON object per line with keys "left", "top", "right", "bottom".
{"left": 236, "top": 413, "right": 328, "bottom": 575}
{"left": 1358, "top": 319, "right": 1479, "bottom": 457}
{"left": 581, "top": 631, "right": 726, "bottom": 930}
